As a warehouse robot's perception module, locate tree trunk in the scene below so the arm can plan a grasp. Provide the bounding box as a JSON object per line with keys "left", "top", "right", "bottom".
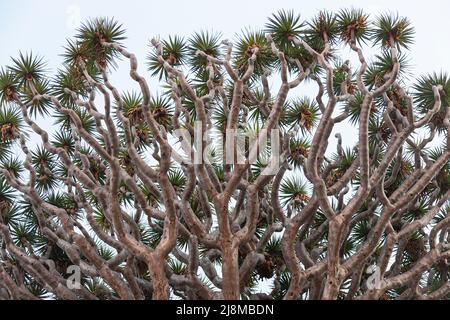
{"left": 149, "top": 260, "right": 169, "bottom": 300}
{"left": 221, "top": 245, "right": 240, "bottom": 299}
{"left": 322, "top": 219, "right": 342, "bottom": 300}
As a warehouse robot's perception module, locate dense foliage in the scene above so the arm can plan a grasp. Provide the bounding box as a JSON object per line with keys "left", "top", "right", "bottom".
{"left": 0, "top": 9, "right": 449, "bottom": 300}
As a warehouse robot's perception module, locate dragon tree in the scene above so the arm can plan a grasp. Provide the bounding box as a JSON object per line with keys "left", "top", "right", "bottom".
{"left": 0, "top": 9, "right": 449, "bottom": 300}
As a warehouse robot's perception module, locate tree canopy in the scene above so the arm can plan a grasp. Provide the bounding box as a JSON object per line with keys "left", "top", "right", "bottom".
{"left": 0, "top": 9, "right": 449, "bottom": 300}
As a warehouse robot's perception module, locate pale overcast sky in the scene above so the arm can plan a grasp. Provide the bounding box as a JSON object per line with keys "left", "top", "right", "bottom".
{"left": 1, "top": 0, "right": 449, "bottom": 78}
{"left": 1, "top": 0, "right": 449, "bottom": 149}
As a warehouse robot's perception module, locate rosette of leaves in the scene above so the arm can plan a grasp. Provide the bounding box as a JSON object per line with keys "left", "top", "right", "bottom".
{"left": 168, "top": 168, "right": 187, "bottom": 193}
{"left": 0, "top": 157, "right": 23, "bottom": 179}
{"left": 93, "top": 208, "right": 112, "bottom": 231}
{"left": 75, "top": 17, "right": 126, "bottom": 69}
{"left": 352, "top": 218, "right": 372, "bottom": 245}
{"left": 149, "top": 95, "right": 174, "bottom": 130}
{"left": 256, "top": 236, "right": 284, "bottom": 279}
{"left": 188, "top": 31, "right": 222, "bottom": 76}
{"left": 169, "top": 259, "right": 187, "bottom": 276}
{"left": 61, "top": 38, "right": 91, "bottom": 67}
{"left": 413, "top": 72, "right": 450, "bottom": 132}
{"left": 118, "top": 91, "right": 145, "bottom": 125}
{"left": 191, "top": 70, "right": 223, "bottom": 97}
{"left": 288, "top": 137, "right": 310, "bottom": 169}
{"left": 212, "top": 103, "right": 228, "bottom": 133}
{"left": 280, "top": 177, "right": 310, "bottom": 208}
{"left": 51, "top": 66, "right": 91, "bottom": 107}
{"left": 304, "top": 11, "right": 339, "bottom": 47}
{"left": 114, "top": 93, "right": 151, "bottom": 149}
{"left": 21, "top": 79, "right": 52, "bottom": 117}
{"left": 246, "top": 88, "right": 274, "bottom": 124}
{"left": 265, "top": 10, "right": 329, "bottom": 74}
{"left": 118, "top": 150, "right": 135, "bottom": 176}
{"left": 370, "top": 13, "right": 414, "bottom": 50}
{"left": 266, "top": 10, "right": 304, "bottom": 51}
{"left": 424, "top": 147, "right": 450, "bottom": 197}
{"left": 139, "top": 184, "right": 160, "bottom": 208}
{"left": 403, "top": 232, "right": 426, "bottom": 266}
{"left": 283, "top": 97, "right": 320, "bottom": 134}
{"left": 364, "top": 50, "right": 410, "bottom": 91}
{"left": 336, "top": 8, "right": 370, "bottom": 44}
{"left": 0, "top": 178, "right": 15, "bottom": 223}
{"left": 265, "top": 10, "right": 307, "bottom": 72}
{"left": 97, "top": 245, "right": 115, "bottom": 261}
{"left": 272, "top": 270, "right": 292, "bottom": 300}
{"left": 147, "top": 35, "right": 187, "bottom": 79}
{"left": 403, "top": 199, "right": 428, "bottom": 223}
{"left": 383, "top": 157, "right": 414, "bottom": 197}
{"left": 51, "top": 131, "right": 76, "bottom": 156}
{"left": 0, "top": 106, "right": 23, "bottom": 144}
{"left": 368, "top": 117, "right": 392, "bottom": 146}
{"left": 83, "top": 278, "right": 113, "bottom": 299}
{"left": 46, "top": 192, "right": 80, "bottom": 218}
{"left": 53, "top": 105, "right": 96, "bottom": 134}
{"left": 0, "top": 68, "right": 19, "bottom": 105}
{"left": 8, "top": 52, "right": 46, "bottom": 88}
{"left": 31, "top": 146, "right": 59, "bottom": 193}
{"left": 73, "top": 146, "right": 106, "bottom": 184}
{"left": 344, "top": 92, "right": 379, "bottom": 126}
{"left": 234, "top": 29, "right": 275, "bottom": 79}
{"left": 10, "top": 222, "right": 38, "bottom": 249}
{"left": 332, "top": 60, "right": 357, "bottom": 96}
{"left": 326, "top": 148, "right": 357, "bottom": 187}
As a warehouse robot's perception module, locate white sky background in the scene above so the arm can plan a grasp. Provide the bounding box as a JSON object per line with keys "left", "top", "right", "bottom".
{"left": 1, "top": 0, "right": 450, "bottom": 148}
{"left": 1, "top": 0, "right": 449, "bottom": 78}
